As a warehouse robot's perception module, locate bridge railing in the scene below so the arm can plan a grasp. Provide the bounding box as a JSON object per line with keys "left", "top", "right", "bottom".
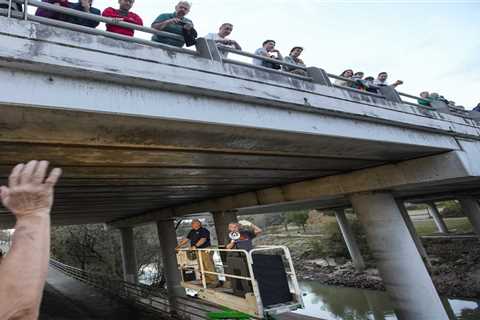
{"left": 49, "top": 258, "right": 221, "bottom": 320}
{"left": 2, "top": 1, "right": 478, "bottom": 121}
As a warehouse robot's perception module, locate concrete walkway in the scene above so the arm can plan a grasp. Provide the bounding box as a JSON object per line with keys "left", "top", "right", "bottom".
{"left": 40, "top": 266, "right": 158, "bottom": 320}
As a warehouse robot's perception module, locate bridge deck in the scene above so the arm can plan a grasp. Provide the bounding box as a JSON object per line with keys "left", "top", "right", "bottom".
{"left": 0, "top": 17, "right": 479, "bottom": 227}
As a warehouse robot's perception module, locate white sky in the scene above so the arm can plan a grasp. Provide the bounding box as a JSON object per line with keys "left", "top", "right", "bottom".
{"left": 52, "top": 0, "right": 480, "bottom": 108}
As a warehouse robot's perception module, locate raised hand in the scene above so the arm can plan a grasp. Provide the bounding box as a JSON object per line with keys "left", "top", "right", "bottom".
{"left": 0, "top": 161, "right": 62, "bottom": 219}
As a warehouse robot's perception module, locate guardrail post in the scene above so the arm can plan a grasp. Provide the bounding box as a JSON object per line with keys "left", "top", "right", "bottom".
{"left": 377, "top": 86, "right": 402, "bottom": 103}
{"left": 195, "top": 37, "right": 222, "bottom": 62}
{"left": 306, "top": 67, "right": 332, "bottom": 86}
{"left": 430, "top": 100, "right": 453, "bottom": 115}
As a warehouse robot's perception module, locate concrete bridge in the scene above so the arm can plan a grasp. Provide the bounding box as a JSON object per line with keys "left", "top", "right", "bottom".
{"left": 0, "top": 11, "right": 480, "bottom": 320}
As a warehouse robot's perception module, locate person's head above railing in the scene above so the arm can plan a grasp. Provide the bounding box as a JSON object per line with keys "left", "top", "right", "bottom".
{"left": 0, "top": 0, "right": 474, "bottom": 118}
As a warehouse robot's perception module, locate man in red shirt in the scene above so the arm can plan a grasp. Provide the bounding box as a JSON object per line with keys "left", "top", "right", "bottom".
{"left": 102, "top": 0, "right": 143, "bottom": 37}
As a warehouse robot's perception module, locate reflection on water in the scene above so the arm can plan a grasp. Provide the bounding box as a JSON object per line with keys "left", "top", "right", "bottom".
{"left": 295, "top": 281, "right": 480, "bottom": 320}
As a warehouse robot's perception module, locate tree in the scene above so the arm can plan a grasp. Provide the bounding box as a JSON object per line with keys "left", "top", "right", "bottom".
{"left": 286, "top": 211, "right": 309, "bottom": 232}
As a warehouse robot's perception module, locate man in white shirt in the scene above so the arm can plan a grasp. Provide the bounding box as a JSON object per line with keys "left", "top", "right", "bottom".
{"left": 373, "top": 72, "right": 403, "bottom": 88}
{"left": 205, "top": 23, "right": 242, "bottom": 57}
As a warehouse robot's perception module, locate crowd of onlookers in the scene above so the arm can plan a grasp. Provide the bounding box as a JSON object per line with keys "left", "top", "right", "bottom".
{"left": 1, "top": 0, "right": 477, "bottom": 111}
{"left": 333, "top": 70, "right": 403, "bottom": 93}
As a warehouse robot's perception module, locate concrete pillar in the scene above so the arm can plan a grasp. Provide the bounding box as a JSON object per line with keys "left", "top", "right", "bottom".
{"left": 213, "top": 211, "right": 238, "bottom": 246}
{"left": 426, "top": 202, "right": 449, "bottom": 234}
{"left": 156, "top": 219, "right": 185, "bottom": 309}
{"left": 334, "top": 208, "right": 366, "bottom": 271}
{"left": 119, "top": 227, "right": 138, "bottom": 284}
{"left": 459, "top": 197, "right": 480, "bottom": 237}
{"left": 350, "top": 192, "right": 452, "bottom": 320}
{"left": 377, "top": 86, "right": 402, "bottom": 103}
{"left": 397, "top": 201, "right": 431, "bottom": 269}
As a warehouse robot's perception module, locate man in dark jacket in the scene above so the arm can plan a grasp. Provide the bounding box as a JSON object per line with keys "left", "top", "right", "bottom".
{"left": 67, "top": 0, "right": 100, "bottom": 28}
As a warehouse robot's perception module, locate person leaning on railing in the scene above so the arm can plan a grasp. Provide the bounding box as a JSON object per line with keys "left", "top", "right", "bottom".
{"left": 418, "top": 91, "right": 432, "bottom": 107}
{"left": 253, "top": 40, "right": 283, "bottom": 70}
{"left": 102, "top": 0, "right": 143, "bottom": 37}
{"left": 35, "top": 0, "right": 70, "bottom": 20}
{"left": 66, "top": 0, "right": 100, "bottom": 28}
{"left": 176, "top": 219, "right": 220, "bottom": 288}
{"left": 0, "top": 161, "right": 62, "bottom": 320}
{"left": 151, "top": 1, "right": 197, "bottom": 47}
{"left": 334, "top": 69, "right": 354, "bottom": 87}
{"left": 205, "top": 23, "right": 242, "bottom": 58}
{"left": 373, "top": 71, "right": 403, "bottom": 88}
{"left": 283, "top": 46, "right": 307, "bottom": 76}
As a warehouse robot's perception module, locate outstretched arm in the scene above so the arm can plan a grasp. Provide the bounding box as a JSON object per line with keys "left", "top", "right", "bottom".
{"left": 0, "top": 160, "right": 62, "bottom": 320}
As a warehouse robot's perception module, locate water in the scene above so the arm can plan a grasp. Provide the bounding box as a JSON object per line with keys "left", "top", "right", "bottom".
{"left": 295, "top": 281, "right": 480, "bottom": 320}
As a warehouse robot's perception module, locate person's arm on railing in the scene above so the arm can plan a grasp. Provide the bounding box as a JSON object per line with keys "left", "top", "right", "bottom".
{"left": 193, "top": 237, "right": 207, "bottom": 249}
{"left": 0, "top": 161, "right": 61, "bottom": 320}
{"left": 175, "top": 238, "right": 189, "bottom": 249}
{"left": 151, "top": 14, "right": 180, "bottom": 31}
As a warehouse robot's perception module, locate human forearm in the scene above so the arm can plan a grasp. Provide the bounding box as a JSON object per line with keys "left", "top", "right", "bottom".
{"left": 176, "top": 238, "right": 188, "bottom": 249}
{"left": 226, "top": 241, "right": 235, "bottom": 249}
{"left": 0, "top": 215, "right": 50, "bottom": 319}
{"left": 195, "top": 238, "right": 206, "bottom": 248}
{"left": 0, "top": 161, "right": 61, "bottom": 320}
{"left": 152, "top": 20, "right": 169, "bottom": 31}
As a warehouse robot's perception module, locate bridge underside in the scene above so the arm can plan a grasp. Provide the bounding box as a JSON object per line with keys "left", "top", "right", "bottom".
{"left": 0, "top": 103, "right": 468, "bottom": 227}
{"left": 0, "top": 17, "right": 479, "bottom": 228}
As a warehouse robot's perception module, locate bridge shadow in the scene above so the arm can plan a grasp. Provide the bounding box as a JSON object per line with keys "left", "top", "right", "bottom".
{"left": 41, "top": 266, "right": 162, "bottom": 320}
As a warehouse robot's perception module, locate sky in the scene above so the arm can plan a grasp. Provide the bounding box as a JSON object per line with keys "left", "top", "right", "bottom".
{"left": 57, "top": 0, "right": 480, "bottom": 108}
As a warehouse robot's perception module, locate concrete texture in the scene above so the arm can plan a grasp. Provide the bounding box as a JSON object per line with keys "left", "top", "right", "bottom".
{"left": 351, "top": 192, "right": 452, "bottom": 320}
{"left": 119, "top": 227, "right": 138, "bottom": 284}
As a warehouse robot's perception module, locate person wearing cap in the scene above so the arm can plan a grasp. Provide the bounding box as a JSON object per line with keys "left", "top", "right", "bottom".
{"left": 283, "top": 46, "right": 307, "bottom": 76}
{"left": 176, "top": 219, "right": 218, "bottom": 287}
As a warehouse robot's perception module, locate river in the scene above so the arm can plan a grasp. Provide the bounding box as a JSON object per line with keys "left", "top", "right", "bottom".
{"left": 295, "top": 280, "right": 480, "bottom": 320}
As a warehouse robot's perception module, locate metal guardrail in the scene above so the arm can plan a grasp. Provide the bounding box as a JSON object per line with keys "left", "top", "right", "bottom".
{"left": 1, "top": 1, "right": 478, "bottom": 120}
{"left": 49, "top": 258, "right": 219, "bottom": 320}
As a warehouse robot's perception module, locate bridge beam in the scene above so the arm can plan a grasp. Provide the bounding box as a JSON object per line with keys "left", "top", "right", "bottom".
{"left": 213, "top": 211, "right": 238, "bottom": 246}
{"left": 459, "top": 197, "right": 480, "bottom": 237}
{"left": 350, "top": 192, "right": 452, "bottom": 320}
{"left": 119, "top": 227, "right": 138, "bottom": 284}
{"left": 426, "top": 202, "right": 449, "bottom": 234}
{"left": 156, "top": 218, "right": 185, "bottom": 310}
{"left": 110, "top": 148, "right": 480, "bottom": 228}
{"left": 334, "top": 208, "right": 365, "bottom": 271}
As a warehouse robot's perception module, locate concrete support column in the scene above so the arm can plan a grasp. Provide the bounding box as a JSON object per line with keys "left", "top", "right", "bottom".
{"left": 459, "top": 197, "right": 480, "bottom": 237}
{"left": 350, "top": 192, "right": 452, "bottom": 320}
{"left": 213, "top": 211, "right": 238, "bottom": 246}
{"left": 334, "top": 208, "right": 366, "bottom": 271}
{"left": 427, "top": 202, "right": 449, "bottom": 234}
{"left": 156, "top": 219, "right": 185, "bottom": 309}
{"left": 119, "top": 227, "right": 138, "bottom": 284}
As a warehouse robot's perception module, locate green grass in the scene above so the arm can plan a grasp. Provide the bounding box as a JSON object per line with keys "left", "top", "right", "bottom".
{"left": 413, "top": 217, "right": 473, "bottom": 236}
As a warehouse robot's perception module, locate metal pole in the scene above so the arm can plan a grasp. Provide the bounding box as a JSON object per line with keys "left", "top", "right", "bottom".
{"left": 197, "top": 249, "right": 207, "bottom": 289}
{"left": 7, "top": 0, "right": 12, "bottom": 18}
{"left": 23, "top": 0, "right": 28, "bottom": 20}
